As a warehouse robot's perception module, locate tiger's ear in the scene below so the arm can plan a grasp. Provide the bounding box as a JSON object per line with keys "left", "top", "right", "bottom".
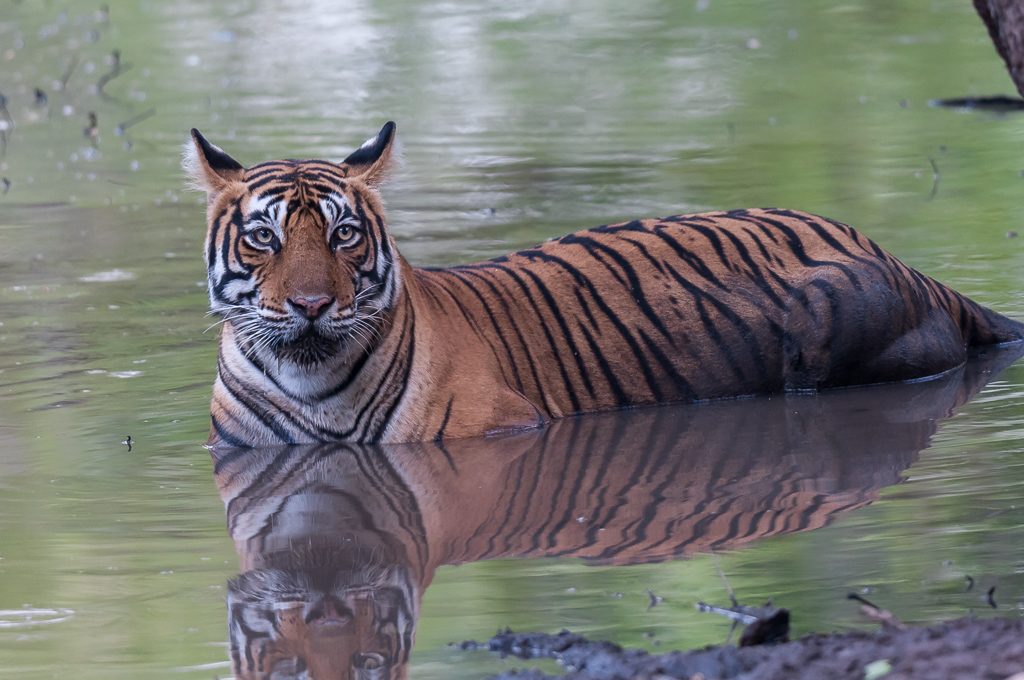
{"left": 183, "top": 128, "right": 244, "bottom": 194}
{"left": 341, "top": 121, "right": 398, "bottom": 187}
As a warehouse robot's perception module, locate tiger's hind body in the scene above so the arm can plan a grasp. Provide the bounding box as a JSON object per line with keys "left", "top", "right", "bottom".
{"left": 186, "top": 122, "right": 1024, "bottom": 446}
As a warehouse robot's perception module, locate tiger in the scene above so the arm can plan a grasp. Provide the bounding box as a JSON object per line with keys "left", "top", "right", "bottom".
{"left": 184, "top": 121, "right": 1024, "bottom": 446}
{"left": 213, "top": 347, "right": 1020, "bottom": 679}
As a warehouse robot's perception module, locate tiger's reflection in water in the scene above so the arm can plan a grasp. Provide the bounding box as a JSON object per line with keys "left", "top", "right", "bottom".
{"left": 212, "top": 346, "right": 1023, "bottom": 679}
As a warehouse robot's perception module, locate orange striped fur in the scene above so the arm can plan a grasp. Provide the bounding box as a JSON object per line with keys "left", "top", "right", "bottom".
{"left": 185, "top": 122, "right": 1024, "bottom": 446}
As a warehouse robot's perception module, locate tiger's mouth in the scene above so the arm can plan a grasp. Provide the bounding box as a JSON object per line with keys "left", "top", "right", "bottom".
{"left": 226, "top": 301, "right": 382, "bottom": 365}
{"left": 275, "top": 325, "right": 342, "bottom": 365}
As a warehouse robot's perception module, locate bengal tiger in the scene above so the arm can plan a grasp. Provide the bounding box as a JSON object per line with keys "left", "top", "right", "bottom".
{"left": 185, "top": 121, "right": 1024, "bottom": 446}
{"left": 213, "top": 347, "right": 1021, "bottom": 679}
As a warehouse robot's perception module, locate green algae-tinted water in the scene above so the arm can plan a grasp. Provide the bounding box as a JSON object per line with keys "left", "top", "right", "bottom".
{"left": 1, "top": 1, "right": 1023, "bottom": 678}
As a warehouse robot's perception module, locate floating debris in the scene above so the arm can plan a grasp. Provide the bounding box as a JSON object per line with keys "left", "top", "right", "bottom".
{"left": 83, "top": 111, "right": 99, "bottom": 145}
{"left": 929, "top": 95, "right": 1024, "bottom": 112}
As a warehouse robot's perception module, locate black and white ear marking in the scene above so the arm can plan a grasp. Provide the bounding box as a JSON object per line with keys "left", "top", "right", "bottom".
{"left": 341, "top": 121, "right": 398, "bottom": 187}
{"left": 344, "top": 121, "right": 396, "bottom": 166}
{"left": 183, "top": 128, "right": 245, "bottom": 194}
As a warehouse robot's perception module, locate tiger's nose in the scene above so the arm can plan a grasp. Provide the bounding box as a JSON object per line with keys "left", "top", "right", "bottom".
{"left": 287, "top": 295, "right": 334, "bottom": 319}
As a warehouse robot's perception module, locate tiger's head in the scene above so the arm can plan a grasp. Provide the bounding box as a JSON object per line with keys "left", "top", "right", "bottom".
{"left": 217, "top": 445, "right": 424, "bottom": 680}
{"left": 184, "top": 122, "right": 401, "bottom": 366}
{"left": 227, "top": 544, "right": 416, "bottom": 680}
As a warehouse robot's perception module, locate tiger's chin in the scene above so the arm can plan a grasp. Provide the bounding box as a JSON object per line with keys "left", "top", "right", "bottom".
{"left": 274, "top": 329, "right": 343, "bottom": 366}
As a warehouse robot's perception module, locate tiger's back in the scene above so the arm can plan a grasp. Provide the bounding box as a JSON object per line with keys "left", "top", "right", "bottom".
{"left": 411, "top": 207, "right": 1022, "bottom": 432}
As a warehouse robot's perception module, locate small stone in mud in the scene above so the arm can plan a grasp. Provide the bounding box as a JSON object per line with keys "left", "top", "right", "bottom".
{"left": 738, "top": 608, "right": 789, "bottom": 647}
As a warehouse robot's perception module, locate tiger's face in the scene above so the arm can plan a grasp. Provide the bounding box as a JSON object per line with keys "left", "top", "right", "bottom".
{"left": 185, "top": 123, "right": 401, "bottom": 366}
{"left": 228, "top": 560, "right": 416, "bottom": 680}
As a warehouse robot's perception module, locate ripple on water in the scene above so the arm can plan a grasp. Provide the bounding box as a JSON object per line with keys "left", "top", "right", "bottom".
{"left": 77, "top": 270, "right": 135, "bottom": 283}
{"left": 0, "top": 608, "right": 74, "bottom": 630}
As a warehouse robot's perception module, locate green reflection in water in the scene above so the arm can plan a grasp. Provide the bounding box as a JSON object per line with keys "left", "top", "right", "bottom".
{"left": 0, "top": 0, "right": 1022, "bottom": 678}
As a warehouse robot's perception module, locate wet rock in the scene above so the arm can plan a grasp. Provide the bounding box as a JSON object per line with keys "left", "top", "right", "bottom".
{"left": 738, "top": 608, "right": 789, "bottom": 647}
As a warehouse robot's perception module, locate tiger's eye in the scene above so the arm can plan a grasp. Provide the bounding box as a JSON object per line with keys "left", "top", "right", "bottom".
{"left": 334, "top": 224, "right": 359, "bottom": 247}
{"left": 251, "top": 227, "right": 275, "bottom": 246}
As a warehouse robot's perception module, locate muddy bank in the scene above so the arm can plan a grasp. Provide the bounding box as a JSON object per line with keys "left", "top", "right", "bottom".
{"left": 459, "top": 616, "right": 1024, "bottom": 679}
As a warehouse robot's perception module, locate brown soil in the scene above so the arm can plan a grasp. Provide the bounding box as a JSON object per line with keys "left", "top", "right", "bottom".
{"left": 458, "top": 616, "right": 1024, "bottom": 679}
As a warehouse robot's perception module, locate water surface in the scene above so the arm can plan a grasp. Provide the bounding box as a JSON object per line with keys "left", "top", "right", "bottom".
{"left": 1, "top": 1, "right": 1023, "bottom": 678}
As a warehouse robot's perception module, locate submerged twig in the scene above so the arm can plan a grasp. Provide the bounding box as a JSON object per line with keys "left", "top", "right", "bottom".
{"left": 115, "top": 108, "right": 155, "bottom": 136}
{"left": 714, "top": 555, "right": 739, "bottom": 608}
{"left": 699, "top": 562, "right": 789, "bottom": 647}
{"left": 696, "top": 601, "right": 758, "bottom": 625}
{"left": 58, "top": 56, "right": 79, "bottom": 91}
{"left": 848, "top": 592, "right": 905, "bottom": 630}
{"left": 97, "top": 50, "right": 131, "bottom": 97}
{"left": 0, "top": 92, "right": 11, "bottom": 157}
{"left": 928, "top": 157, "right": 941, "bottom": 201}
